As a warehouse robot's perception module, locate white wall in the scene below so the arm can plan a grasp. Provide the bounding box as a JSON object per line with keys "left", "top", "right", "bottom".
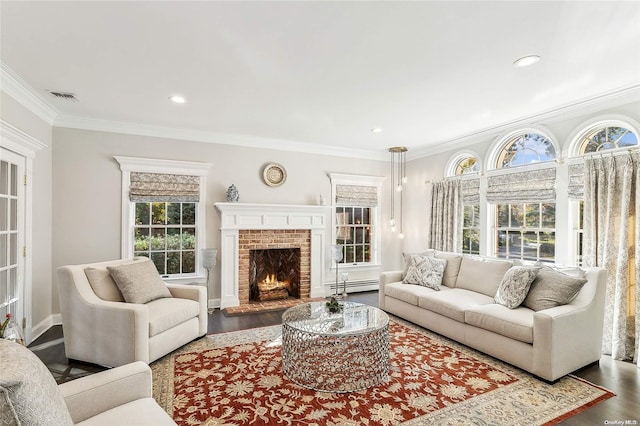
{"left": 51, "top": 127, "right": 400, "bottom": 310}
{"left": 402, "top": 100, "right": 640, "bottom": 260}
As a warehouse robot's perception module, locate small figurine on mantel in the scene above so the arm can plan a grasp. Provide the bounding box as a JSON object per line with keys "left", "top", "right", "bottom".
{"left": 226, "top": 184, "right": 239, "bottom": 202}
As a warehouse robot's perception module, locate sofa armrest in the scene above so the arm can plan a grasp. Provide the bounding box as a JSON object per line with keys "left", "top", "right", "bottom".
{"left": 532, "top": 268, "right": 606, "bottom": 381}
{"left": 379, "top": 270, "right": 402, "bottom": 310}
{"left": 167, "top": 283, "right": 208, "bottom": 336}
{"left": 59, "top": 361, "right": 152, "bottom": 424}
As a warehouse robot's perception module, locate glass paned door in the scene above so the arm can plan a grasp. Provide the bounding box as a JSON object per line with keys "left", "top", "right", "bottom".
{"left": 0, "top": 148, "right": 24, "bottom": 332}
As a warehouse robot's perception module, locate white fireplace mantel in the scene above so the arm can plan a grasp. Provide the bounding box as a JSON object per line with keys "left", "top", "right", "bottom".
{"left": 215, "top": 202, "right": 330, "bottom": 308}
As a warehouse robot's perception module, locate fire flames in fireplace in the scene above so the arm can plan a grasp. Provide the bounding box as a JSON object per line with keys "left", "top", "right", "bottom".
{"left": 256, "top": 274, "right": 289, "bottom": 301}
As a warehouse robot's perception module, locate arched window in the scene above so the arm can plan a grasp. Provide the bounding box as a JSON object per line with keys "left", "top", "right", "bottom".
{"left": 454, "top": 156, "right": 481, "bottom": 175}
{"left": 577, "top": 125, "right": 638, "bottom": 154}
{"left": 496, "top": 132, "right": 556, "bottom": 168}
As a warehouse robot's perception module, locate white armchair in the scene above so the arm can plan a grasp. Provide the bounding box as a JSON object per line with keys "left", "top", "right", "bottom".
{"left": 1, "top": 339, "right": 175, "bottom": 425}
{"left": 57, "top": 258, "right": 207, "bottom": 367}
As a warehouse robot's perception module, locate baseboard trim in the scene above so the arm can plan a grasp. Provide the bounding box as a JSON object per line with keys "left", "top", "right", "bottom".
{"left": 31, "top": 313, "right": 62, "bottom": 343}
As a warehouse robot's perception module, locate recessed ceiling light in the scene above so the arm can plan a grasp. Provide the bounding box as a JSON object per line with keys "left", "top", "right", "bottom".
{"left": 371, "top": 127, "right": 382, "bottom": 133}
{"left": 513, "top": 55, "right": 541, "bottom": 67}
{"left": 170, "top": 95, "right": 186, "bottom": 104}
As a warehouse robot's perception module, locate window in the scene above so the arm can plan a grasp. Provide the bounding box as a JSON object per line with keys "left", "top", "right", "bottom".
{"left": 133, "top": 202, "right": 197, "bottom": 275}
{"left": 497, "top": 132, "right": 556, "bottom": 168}
{"left": 329, "top": 173, "right": 384, "bottom": 267}
{"left": 578, "top": 125, "right": 638, "bottom": 154}
{"left": 462, "top": 205, "right": 480, "bottom": 255}
{"left": 454, "top": 156, "right": 481, "bottom": 175}
{"left": 495, "top": 203, "right": 555, "bottom": 262}
{"left": 115, "top": 157, "right": 210, "bottom": 279}
{"left": 336, "top": 206, "right": 371, "bottom": 264}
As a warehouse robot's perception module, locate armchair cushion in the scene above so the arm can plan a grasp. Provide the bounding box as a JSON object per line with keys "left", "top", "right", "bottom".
{"left": 84, "top": 257, "right": 146, "bottom": 302}
{"left": 0, "top": 339, "right": 74, "bottom": 426}
{"left": 147, "top": 297, "right": 201, "bottom": 337}
{"left": 108, "top": 259, "right": 172, "bottom": 304}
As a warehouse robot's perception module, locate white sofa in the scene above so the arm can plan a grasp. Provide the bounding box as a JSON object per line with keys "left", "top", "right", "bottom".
{"left": 1, "top": 339, "right": 175, "bottom": 425}
{"left": 57, "top": 258, "right": 208, "bottom": 367}
{"left": 379, "top": 251, "right": 607, "bottom": 382}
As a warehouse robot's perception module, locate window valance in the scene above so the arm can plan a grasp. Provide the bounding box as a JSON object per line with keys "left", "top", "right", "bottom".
{"left": 568, "top": 163, "right": 585, "bottom": 200}
{"left": 335, "top": 184, "right": 378, "bottom": 207}
{"left": 486, "top": 167, "right": 556, "bottom": 204}
{"left": 460, "top": 178, "right": 480, "bottom": 206}
{"left": 129, "top": 172, "right": 200, "bottom": 202}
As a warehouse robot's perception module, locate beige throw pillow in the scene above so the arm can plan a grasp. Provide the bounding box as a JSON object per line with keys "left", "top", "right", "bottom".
{"left": 108, "top": 259, "right": 172, "bottom": 304}
{"left": 494, "top": 266, "right": 540, "bottom": 309}
{"left": 522, "top": 265, "right": 588, "bottom": 311}
{"left": 84, "top": 257, "right": 147, "bottom": 302}
{"left": 403, "top": 255, "right": 447, "bottom": 290}
{"left": 434, "top": 252, "right": 463, "bottom": 287}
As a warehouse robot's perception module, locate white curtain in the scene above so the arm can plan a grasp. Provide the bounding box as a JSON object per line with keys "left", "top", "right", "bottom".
{"left": 430, "top": 180, "right": 463, "bottom": 252}
{"left": 584, "top": 151, "right": 640, "bottom": 365}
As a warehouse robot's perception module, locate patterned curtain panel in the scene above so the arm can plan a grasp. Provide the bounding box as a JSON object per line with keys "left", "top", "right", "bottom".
{"left": 583, "top": 151, "right": 639, "bottom": 365}
{"left": 430, "top": 180, "right": 463, "bottom": 252}
{"left": 568, "top": 163, "right": 585, "bottom": 200}
{"left": 335, "top": 185, "right": 378, "bottom": 207}
{"left": 130, "top": 172, "right": 200, "bottom": 202}
{"left": 460, "top": 178, "right": 480, "bottom": 206}
{"left": 486, "top": 167, "right": 556, "bottom": 204}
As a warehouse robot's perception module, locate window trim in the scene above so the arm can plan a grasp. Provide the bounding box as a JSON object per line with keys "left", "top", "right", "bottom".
{"left": 327, "top": 173, "right": 384, "bottom": 269}
{"left": 114, "top": 156, "right": 211, "bottom": 279}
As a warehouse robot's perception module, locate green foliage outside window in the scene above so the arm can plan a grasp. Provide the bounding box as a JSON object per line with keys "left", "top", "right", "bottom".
{"left": 133, "top": 202, "right": 196, "bottom": 275}
{"left": 496, "top": 203, "right": 555, "bottom": 262}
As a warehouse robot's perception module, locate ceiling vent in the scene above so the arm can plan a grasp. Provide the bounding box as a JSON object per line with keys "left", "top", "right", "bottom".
{"left": 46, "top": 91, "right": 78, "bottom": 101}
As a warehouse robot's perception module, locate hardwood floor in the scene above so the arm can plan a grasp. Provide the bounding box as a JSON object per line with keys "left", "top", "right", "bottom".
{"left": 29, "top": 291, "right": 639, "bottom": 424}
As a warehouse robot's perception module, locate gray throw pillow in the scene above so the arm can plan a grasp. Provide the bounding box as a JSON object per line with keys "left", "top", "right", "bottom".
{"left": 108, "top": 259, "right": 172, "bottom": 304}
{"left": 0, "top": 339, "right": 74, "bottom": 426}
{"left": 522, "top": 265, "right": 588, "bottom": 311}
{"left": 401, "top": 250, "right": 435, "bottom": 279}
{"left": 494, "top": 266, "right": 541, "bottom": 309}
{"left": 403, "top": 255, "right": 448, "bottom": 290}
{"left": 85, "top": 257, "right": 147, "bottom": 302}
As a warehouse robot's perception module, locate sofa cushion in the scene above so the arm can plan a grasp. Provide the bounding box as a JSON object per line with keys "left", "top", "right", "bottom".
{"left": 403, "top": 255, "right": 447, "bottom": 290}
{"left": 435, "top": 252, "right": 464, "bottom": 287}
{"left": 146, "top": 297, "right": 201, "bottom": 337}
{"left": 108, "top": 259, "right": 172, "bottom": 304}
{"left": 84, "top": 257, "right": 147, "bottom": 302}
{"left": 455, "top": 256, "right": 513, "bottom": 297}
{"left": 465, "top": 304, "right": 534, "bottom": 344}
{"left": 417, "top": 288, "right": 494, "bottom": 322}
{"left": 0, "top": 340, "right": 74, "bottom": 426}
{"left": 494, "top": 266, "right": 541, "bottom": 309}
{"left": 522, "top": 265, "right": 588, "bottom": 311}
{"left": 402, "top": 250, "right": 435, "bottom": 279}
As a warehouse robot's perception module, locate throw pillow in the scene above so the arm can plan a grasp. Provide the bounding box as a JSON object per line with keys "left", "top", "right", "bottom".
{"left": 0, "top": 339, "right": 74, "bottom": 426}
{"left": 84, "top": 257, "right": 147, "bottom": 302}
{"left": 401, "top": 250, "right": 435, "bottom": 279}
{"left": 107, "top": 259, "right": 172, "bottom": 304}
{"left": 522, "top": 265, "right": 588, "bottom": 311}
{"left": 403, "top": 255, "right": 448, "bottom": 290}
{"left": 434, "top": 252, "right": 464, "bottom": 287}
{"left": 494, "top": 266, "right": 541, "bottom": 309}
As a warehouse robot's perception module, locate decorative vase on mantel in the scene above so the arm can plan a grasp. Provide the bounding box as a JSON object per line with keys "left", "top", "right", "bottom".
{"left": 226, "top": 184, "right": 239, "bottom": 202}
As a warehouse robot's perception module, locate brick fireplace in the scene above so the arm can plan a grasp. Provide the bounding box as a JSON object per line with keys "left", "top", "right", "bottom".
{"left": 215, "top": 202, "right": 330, "bottom": 309}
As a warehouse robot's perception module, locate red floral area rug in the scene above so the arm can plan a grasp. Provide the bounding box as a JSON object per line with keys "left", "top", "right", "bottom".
{"left": 151, "top": 319, "right": 614, "bottom": 425}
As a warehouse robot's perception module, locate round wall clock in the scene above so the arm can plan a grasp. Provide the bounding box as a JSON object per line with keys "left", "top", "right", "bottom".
{"left": 262, "top": 163, "right": 287, "bottom": 187}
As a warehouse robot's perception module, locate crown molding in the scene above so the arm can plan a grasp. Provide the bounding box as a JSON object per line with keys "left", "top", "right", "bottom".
{"left": 0, "top": 119, "right": 48, "bottom": 158}
{"left": 54, "top": 114, "right": 388, "bottom": 161}
{"left": 408, "top": 83, "right": 640, "bottom": 161}
{"left": 0, "top": 62, "right": 58, "bottom": 126}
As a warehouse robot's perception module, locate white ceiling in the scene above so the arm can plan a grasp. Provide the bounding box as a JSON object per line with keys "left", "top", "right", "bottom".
{"left": 2, "top": 1, "right": 640, "bottom": 159}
